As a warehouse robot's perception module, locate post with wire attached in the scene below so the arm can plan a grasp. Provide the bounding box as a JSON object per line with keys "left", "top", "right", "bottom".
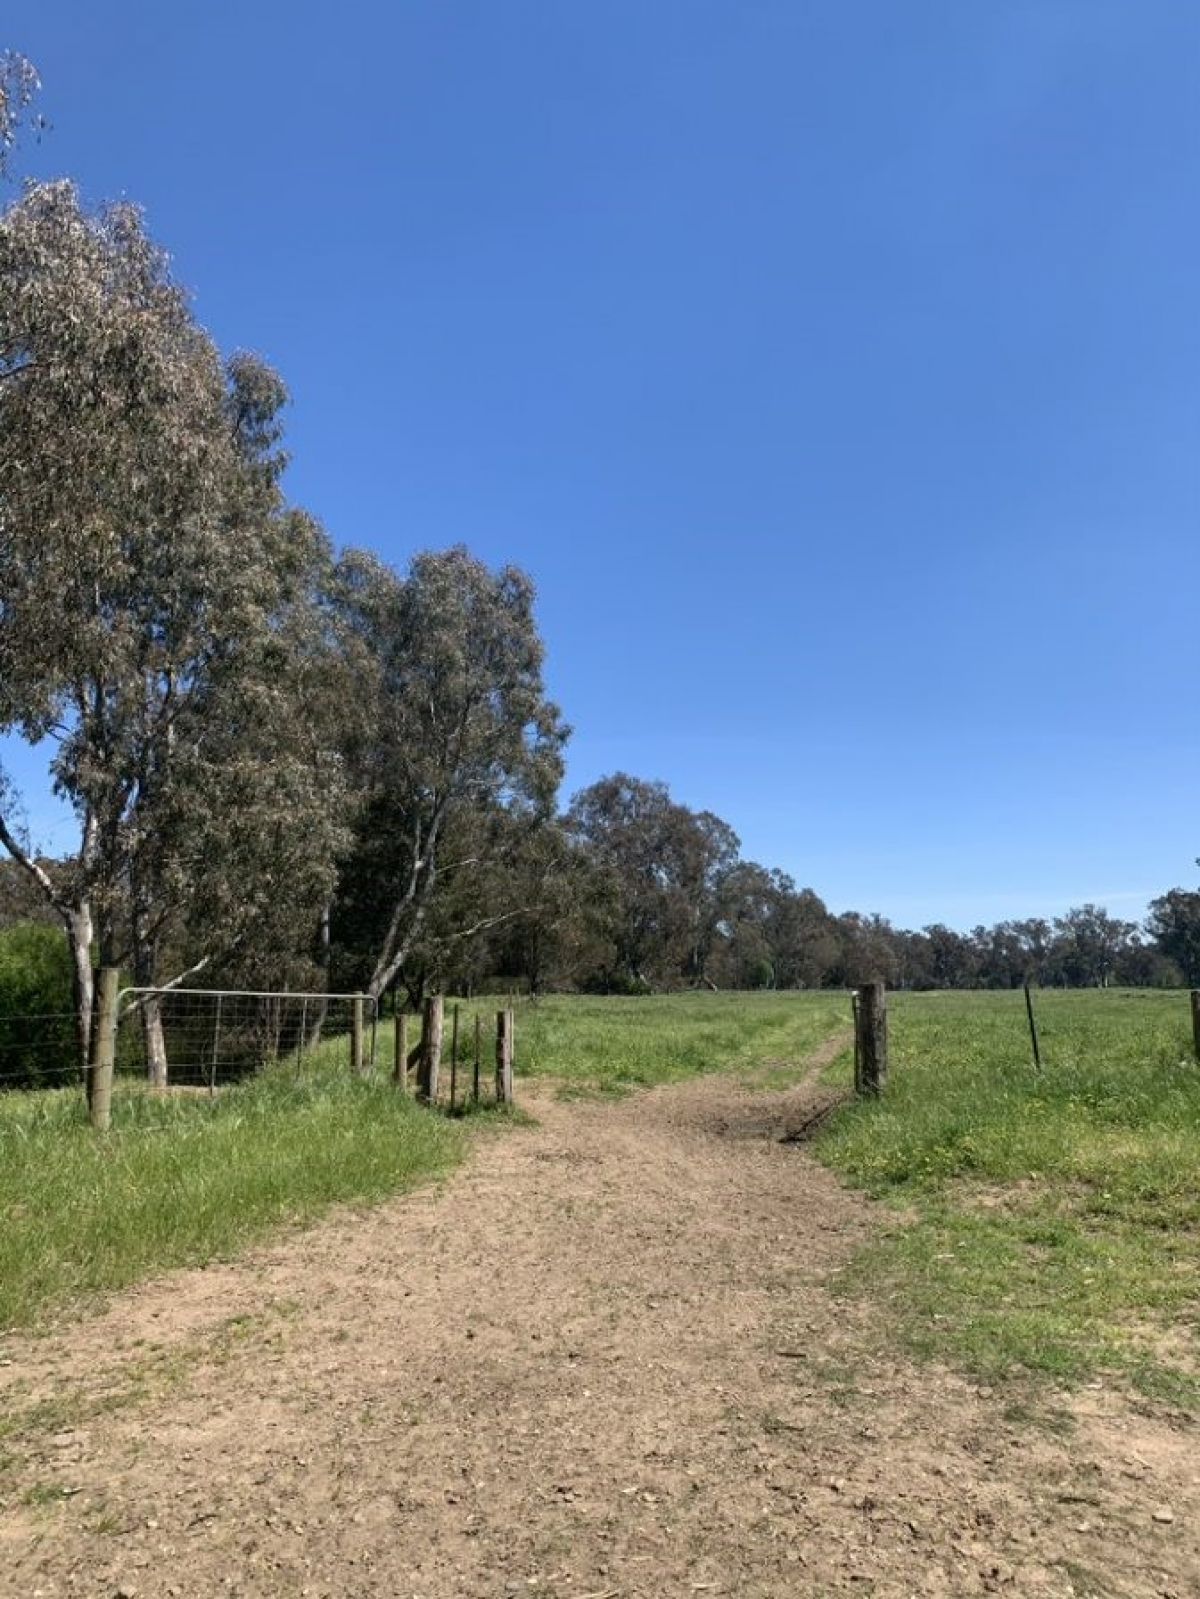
{"left": 1191, "top": 989, "right": 1200, "bottom": 1064}
{"left": 496, "top": 1008, "right": 514, "bottom": 1105}
{"left": 854, "top": 980, "right": 887, "bottom": 1097}
{"left": 418, "top": 994, "right": 443, "bottom": 1103}
{"left": 351, "top": 994, "right": 365, "bottom": 1076}
{"left": 89, "top": 966, "right": 119, "bottom": 1133}
{"left": 473, "top": 1012, "right": 482, "bottom": 1103}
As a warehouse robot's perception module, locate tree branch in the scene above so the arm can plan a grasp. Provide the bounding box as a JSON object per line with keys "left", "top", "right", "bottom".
{"left": 0, "top": 808, "right": 68, "bottom": 916}
{"left": 438, "top": 906, "right": 530, "bottom": 945}
{"left": 119, "top": 952, "right": 213, "bottom": 1014}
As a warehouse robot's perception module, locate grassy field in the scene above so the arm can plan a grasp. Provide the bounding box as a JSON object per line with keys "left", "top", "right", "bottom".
{"left": 813, "top": 988, "right": 1200, "bottom": 1406}
{"left": 409, "top": 989, "right": 850, "bottom": 1094}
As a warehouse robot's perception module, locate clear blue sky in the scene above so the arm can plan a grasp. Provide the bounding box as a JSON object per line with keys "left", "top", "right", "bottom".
{"left": 4, "top": 2, "right": 1198, "bottom": 929}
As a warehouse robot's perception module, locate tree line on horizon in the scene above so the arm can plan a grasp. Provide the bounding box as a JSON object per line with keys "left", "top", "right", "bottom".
{"left": 2, "top": 51, "right": 1199, "bottom": 1084}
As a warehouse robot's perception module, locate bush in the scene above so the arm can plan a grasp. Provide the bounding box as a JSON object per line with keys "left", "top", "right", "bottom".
{"left": 0, "top": 922, "right": 77, "bottom": 1089}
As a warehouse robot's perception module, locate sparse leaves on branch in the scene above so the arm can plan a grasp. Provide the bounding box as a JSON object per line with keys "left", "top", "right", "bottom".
{"left": 0, "top": 51, "right": 44, "bottom": 179}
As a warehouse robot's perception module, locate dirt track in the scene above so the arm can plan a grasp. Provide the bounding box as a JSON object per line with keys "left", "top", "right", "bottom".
{"left": 2, "top": 1041, "right": 1198, "bottom": 1598}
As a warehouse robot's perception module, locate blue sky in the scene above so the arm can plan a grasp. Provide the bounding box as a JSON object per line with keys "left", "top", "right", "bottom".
{"left": 3, "top": 2, "right": 1198, "bottom": 928}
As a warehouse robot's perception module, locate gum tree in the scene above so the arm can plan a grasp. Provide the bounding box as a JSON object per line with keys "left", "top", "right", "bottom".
{"left": 0, "top": 182, "right": 343, "bottom": 1080}
{"left": 333, "top": 546, "right": 566, "bottom": 1003}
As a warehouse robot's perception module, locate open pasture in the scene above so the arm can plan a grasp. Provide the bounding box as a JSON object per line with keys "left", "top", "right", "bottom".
{"left": 816, "top": 987, "right": 1200, "bottom": 1402}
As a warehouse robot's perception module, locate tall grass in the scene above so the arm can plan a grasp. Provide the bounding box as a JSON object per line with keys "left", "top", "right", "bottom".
{"left": 0, "top": 1061, "right": 463, "bottom": 1331}
{"left": 815, "top": 989, "right": 1200, "bottom": 1401}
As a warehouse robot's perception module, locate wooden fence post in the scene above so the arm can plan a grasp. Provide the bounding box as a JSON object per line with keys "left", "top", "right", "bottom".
{"left": 854, "top": 980, "right": 887, "bottom": 1097}
{"left": 1191, "top": 990, "right": 1200, "bottom": 1064}
{"left": 473, "top": 1013, "right": 482, "bottom": 1103}
{"left": 394, "top": 1010, "right": 409, "bottom": 1090}
{"left": 419, "top": 994, "right": 443, "bottom": 1102}
{"left": 351, "top": 994, "right": 365, "bottom": 1076}
{"left": 89, "top": 966, "right": 119, "bottom": 1133}
{"left": 496, "top": 1008, "right": 514, "bottom": 1104}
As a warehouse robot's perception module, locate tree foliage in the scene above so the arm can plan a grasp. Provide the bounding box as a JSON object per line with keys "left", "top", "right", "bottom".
{"left": 330, "top": 546, "right": 566, "bottom": 1001}
{"left": 0, "top": 181, "right": 346, "bottom": 1069}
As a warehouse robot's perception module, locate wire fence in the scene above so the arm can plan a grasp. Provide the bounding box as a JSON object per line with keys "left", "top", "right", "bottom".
{"left": 115, "top": 987, "right": 378, "bottom": 1092}
{"left": 0, "top": 982, "right": 517, "bottom": 1136}
{"left": 0, "top": 1007, "right": 79, "bottom": 1090}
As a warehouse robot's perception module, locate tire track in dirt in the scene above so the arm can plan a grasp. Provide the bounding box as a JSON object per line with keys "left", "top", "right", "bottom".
{"left": 1, "top": 1031, "right": 1197, "bottom": 1598}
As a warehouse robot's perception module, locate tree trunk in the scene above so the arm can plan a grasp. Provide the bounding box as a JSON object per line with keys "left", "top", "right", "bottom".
{"left": 131, "top": 927, "right": 168, "bottom": 1088}
{"left": 143, "top": 994, "right": 169, "bottom": 1088}
{"left": 66, "top": 901, "right": 95, "bottom": 1092}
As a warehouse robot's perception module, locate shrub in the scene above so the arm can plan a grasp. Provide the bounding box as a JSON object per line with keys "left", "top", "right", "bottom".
{"left": 0, "top": 922, "right": 77, "bottom": 1089}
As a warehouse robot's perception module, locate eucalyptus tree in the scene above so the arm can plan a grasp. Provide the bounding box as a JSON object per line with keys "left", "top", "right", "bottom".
{"left": 677, "top": 809, "right": 740, "bottom": 987}
{"left": 565, "top": 774, "right": 688, "bottom": 990}
{"left": 762, "top": 875, "right": 839, "bottom": 989}
{"left": 333, "top": 546, "right": 566, "bottom": 1003}
{"left": 564, "top": 774, "right": 742, "bottom": 989}
{"left": 0, "top": 181, "right": 344, "bottom": 1078}
{"left": 1050, "top": 904, "right": 1137, "bottom": 988}
{"left": 1146, "top": 886, "right": 1200, "bottom": 986}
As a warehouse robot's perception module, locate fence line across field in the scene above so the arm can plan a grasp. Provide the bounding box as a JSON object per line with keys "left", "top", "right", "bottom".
{"left": 81, "top": 976, "right": 518, "bottom": 1130}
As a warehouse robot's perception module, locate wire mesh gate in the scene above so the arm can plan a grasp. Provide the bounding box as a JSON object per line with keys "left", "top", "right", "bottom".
{"left": 115, "top": 987, "right": 379, "bottom": 1090}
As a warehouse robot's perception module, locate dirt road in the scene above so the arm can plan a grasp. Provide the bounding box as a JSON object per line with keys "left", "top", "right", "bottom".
{"left": 2, "top": 1043, "right": 1197, "bottom": 1598}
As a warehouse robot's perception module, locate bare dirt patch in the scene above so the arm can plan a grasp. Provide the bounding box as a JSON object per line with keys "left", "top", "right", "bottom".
{"left": 1, "top": 1040, "right": 1197, "bottom": 1598}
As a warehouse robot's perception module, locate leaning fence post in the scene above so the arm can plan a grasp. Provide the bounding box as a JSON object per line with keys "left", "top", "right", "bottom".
{"left": 89, "top": 967, "right": 119, "bottom": 1133}
{"left": 351, "top": 994, "right": 365, "bottom": 1076}
{"left": 1191, "top": 990, "right": 1200, "bottom": 1064}
{"left": 854, "top": 980, "right": 887, "bottom": 1096}
{"left": 495, "top": 1008, "right": 514, "bottom": 1104}
{"left": 1024, "top": 981, "right": 1042, "bottom": 1071}
{"left": 394, "top": 1010, "right": 409, "bottom": 1090}
{"left": 418, "top": 994, "right": 443, "bottom": 1102}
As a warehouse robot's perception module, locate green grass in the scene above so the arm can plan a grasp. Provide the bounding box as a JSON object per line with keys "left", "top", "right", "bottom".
{"left": 813, "top": 989, "right": 1200, "bottom": 1404}
{"left": 0, "top": 1055, "right": 465, "bottom": 1333}
{"left": 401, "top": 989, "right": 850, "bottom": 1094}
